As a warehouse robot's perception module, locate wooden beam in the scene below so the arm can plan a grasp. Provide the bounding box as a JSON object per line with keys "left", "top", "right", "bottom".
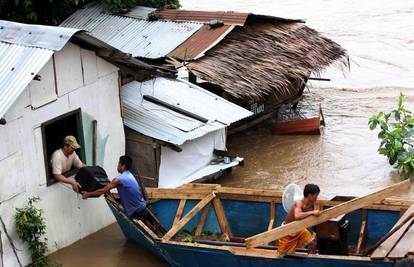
{"left": 268, "top": 201, "right": 276, "bottom": 231}
{"left": 388, "top": 222, "right": 414, "bottom": 259}
{"left": 371, "top": 203, "right": 414, "bottom": 259}
{"left": 356, "top": 209, "right": 367, "bottom": 254}
{"left": 162, "top": 193, "right": 216, "bottom": 242}
{"left": 173, "top": 200, "right": 186, "bottom": 226}
{"left": 213, "top": 198, "right": 232, "bottom": 239}
{"left": 195, "top": 204, "right": 210, "bottom": 237}
{"left": 245, "top": 180, "right": 411, "bottom": 248}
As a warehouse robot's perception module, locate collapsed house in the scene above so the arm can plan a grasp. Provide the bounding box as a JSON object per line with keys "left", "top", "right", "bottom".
{"left": 61, "top": 3, "right": 347, "bottom": 132}
{"left": 122, "top": 77, "right": 251, "bottom": 188}
{"left": 0, "top": 20, "right": 160, "bottom": 266}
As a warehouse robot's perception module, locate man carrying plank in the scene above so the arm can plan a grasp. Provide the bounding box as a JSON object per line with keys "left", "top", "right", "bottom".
{"left": 278, "top": 184, "right": 321, "bottom": 254}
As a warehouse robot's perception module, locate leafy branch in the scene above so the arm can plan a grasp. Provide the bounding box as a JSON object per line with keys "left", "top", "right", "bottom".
{"left": 369, "top": 93, "right": 414, "bottom": 178}
{"left": 15, "top": 197, "right": 60, "bottom": 267}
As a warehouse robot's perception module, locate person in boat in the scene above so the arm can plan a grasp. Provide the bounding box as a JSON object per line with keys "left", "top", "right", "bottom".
{"left": 50, "top": 135, "right": 85, "bottom": 192}
{"left": 82, "top": 155, "right": 148, "bottom": 220}
{"left": 278, "top": 184, "right": 321, "bottom": 255}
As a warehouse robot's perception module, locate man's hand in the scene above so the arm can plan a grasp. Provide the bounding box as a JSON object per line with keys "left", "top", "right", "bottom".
{"left": 82, "top": 192, "right": 90, "bottom": 199}
{"left": 71, "top": 181, "right": 81, "bottom": 193}
{"left": 313, "top": 209, "right": 321, "bottom": 216}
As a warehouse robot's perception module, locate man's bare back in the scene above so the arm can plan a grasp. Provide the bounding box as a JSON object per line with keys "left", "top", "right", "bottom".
{"left": 285, "top": 198, "right": 320, "bottom": 224}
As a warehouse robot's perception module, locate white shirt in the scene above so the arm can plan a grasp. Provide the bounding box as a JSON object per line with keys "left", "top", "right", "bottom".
{"left": 50, "top": 149, "right": 83, "bottom": 175}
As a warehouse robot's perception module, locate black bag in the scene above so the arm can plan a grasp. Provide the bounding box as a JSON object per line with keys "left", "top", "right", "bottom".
{"left": 75, "top": 166, "right": 110, "bottom": 193}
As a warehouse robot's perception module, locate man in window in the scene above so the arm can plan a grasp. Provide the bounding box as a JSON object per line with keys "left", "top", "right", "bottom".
{"left": 50, "top": 135, "right": 85, "bottom": 192}
{"left": 81, "top": 155, "right": 147, "bottom": 220}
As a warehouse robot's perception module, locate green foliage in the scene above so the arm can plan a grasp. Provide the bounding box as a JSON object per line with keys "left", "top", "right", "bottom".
{"left": 0, "top": 0, "right": 180, "bottom": 25}
{"left": 15, "top": 197, "right": 60, "bottom": 267}
{"left": 369, "top": 93, "right": 414, "bottom": 178}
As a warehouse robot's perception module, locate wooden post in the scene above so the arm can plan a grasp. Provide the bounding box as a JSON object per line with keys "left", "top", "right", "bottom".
{"left": 173, "top": 200, "right": 186, "bottom": 226}
{"left": 195, "top": 204, "right": 210, "bottom": 237}
{"left": 356, "top": 209, "right": 367, "bottom": 254}
{"left": 92, "top": 120, "right": 97, "bottom": 166}
{"left": 268, "top": 201, "right": 275, "bottom": 231}
{"left": 162, "top": 193, "right": 216, "bottom": 242}
{"left": 245, "top": 180, "right": 411, "bottom": 248}
{"left": 212, "top": 198, "right": 232, "bottom": 239}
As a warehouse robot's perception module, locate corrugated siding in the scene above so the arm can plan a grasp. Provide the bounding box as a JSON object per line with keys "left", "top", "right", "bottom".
{"left": 0, "top": 43, "right": 53, "bottom": 118}
{"left": 122, "top": 77, "right": 252, "bottom": 145}
{"left": 61, "top": 4, "right": 203, "bottom": 59}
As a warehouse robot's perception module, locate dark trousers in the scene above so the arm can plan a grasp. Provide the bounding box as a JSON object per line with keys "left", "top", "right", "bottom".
{"left": 132, "top": 208, "right": 148, "bottom": 221}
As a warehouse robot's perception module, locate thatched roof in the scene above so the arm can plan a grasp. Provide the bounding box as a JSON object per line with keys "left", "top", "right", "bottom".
{"left": 187, "top": 22, "right": 347, "bottom": 101}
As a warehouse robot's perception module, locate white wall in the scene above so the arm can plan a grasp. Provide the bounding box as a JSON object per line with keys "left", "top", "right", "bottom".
{"left": 158, "top": 129, "right": 226, "bottom": 188}
{"left": 0, "top": 42, "right": 124, "bottom": 267}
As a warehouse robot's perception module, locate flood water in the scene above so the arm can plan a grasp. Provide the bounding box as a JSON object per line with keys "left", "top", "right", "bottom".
{"left": 49, "top": 1, "right": 414, "bottom": 266}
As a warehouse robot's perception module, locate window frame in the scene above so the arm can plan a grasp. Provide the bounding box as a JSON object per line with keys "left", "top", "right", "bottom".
{"left": 41, "top": 108, "right": 85, "bottom": 186}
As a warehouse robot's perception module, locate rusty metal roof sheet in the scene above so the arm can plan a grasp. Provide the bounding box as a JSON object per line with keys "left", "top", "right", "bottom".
{"left": 168, "top": 24, "right": 234, "bottom": 60}
{"left": 158, "top": 9, "right": 249, "bottom": 26}
{"left": 61, "top": 3, "right": 203, "bottom": 59}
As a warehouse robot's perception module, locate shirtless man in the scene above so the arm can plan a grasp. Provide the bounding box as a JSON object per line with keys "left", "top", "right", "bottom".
{"left": 278, "top": 184, "right": 320, "bottom": 254}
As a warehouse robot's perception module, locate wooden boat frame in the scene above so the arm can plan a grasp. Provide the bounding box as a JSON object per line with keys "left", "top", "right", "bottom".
{"left": 105, "top": 183, "right": 414, "bottom": 266}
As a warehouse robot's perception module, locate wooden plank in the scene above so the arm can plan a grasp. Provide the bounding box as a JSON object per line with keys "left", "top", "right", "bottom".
{"left": 213, "top": 198, "right": 232, "bottom": 238}
{"left": 388, "top": 222, "right": 414, "bottom": 259}
{"left": 356, "top": 209, "right": 367, "bottom": 254}
{"left": 180, "top": 183, "right": 221, "bottom": 189}
{"left": 371, "top": 203, "right": 414, "bottom": 259}
{"left": 195, "top": 204, "right": 211, "bottom": 237}
{"left": 131, "top": 218, "right": 159, "bottom": 240}
{"left": 146, "top": 186, "right": 412, "bottom": 209}
{"left": 268, "top": 201, "right": 276, "bottom": 231}
{"left": 173, "top": 199, "right": 186, "bottom": 226}
{"left": 245, "top": 180, "right": 411, "bottom": 248}
{"left": 162, "top": 193, "right": 215, "bottom": 242}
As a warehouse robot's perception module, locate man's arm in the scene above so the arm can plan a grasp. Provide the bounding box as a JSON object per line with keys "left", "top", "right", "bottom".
{"left": 54, "top": 174, "right": 81, "bottom": 193}
{"left": 82, "top": 178, "right": 121, "bottom": 199}
{"left": 293, "top": 202, "right": 320, "bottom": 220}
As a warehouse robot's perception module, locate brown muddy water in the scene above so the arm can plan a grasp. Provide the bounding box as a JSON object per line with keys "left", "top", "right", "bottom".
{"left": 49, "top": 86, "right": 414, "bottom": 266}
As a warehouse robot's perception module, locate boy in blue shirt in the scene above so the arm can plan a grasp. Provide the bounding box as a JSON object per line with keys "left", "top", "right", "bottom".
{"left": 82, "top": 155, "right": 147, "bottom": 220}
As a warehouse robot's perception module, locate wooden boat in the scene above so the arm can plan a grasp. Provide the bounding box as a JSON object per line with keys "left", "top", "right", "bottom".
{"left": 105, "top": 182, "right": 414, "bottom": 267}
{"left": 272, "top": 103, "right": 324, "bottom": 135}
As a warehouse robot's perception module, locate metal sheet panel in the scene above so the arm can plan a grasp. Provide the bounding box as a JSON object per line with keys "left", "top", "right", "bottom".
{"left": 122, "top": 77, "right": 252, "bottom": 145}
{"left": 158, "top": 9, "right": 249, "bottom": 26}
{"left": 168, "top": 24, "right": 234, "bottom": 60}
{"left": 125, "top": 6, "right": 156, "bottom": 19}
{"left": 0, "top": 42, "right": 54, "bottom": 118}
{"left": 0, "top": 20, "right": 79, "bottom": 51}
{"left": 61, "top": 3, "right": 203, "bottom": 59}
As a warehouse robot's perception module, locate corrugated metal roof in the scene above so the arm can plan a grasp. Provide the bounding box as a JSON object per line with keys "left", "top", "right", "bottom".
{"left": 122, "top": 77, "right": 252, "bottom": 145}
{"left": 61, "top": 3, "right": 203, "bottom": 59}
{"left": 168, "top": 24, "right": 234, "bottom": 60}
{"left": 0, "top": 20, "right": 80, "bottom": 50}
{"left": 0, "top": 19, "right": 158, "bottom": 119}
{"left": 158, "top": 9, "right": 249, "bottom": 26}
{"left": 0, "top": 20, "right": 80, "bottom": 119}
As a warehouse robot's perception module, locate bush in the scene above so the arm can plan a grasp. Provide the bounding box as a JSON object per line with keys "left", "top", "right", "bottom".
{"left": 15, "top": 197, "right": 59, "bottom": 267}
{"left": 369, "top": 93, "right": 414, "bottom": 178}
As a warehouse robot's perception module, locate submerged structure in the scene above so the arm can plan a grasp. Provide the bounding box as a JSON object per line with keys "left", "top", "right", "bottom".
{"left": 61, "top": 3, "right": 347, "bottom": 132}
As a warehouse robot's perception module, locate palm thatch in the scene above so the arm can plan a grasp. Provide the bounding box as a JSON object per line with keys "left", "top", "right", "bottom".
{"left": 188, "top": 22, "right": 347, "bottom": 101}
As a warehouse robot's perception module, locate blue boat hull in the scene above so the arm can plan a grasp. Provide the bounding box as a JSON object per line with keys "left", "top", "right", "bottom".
{"left": 107, "top": 199, "right": 413, "bottom": 267}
